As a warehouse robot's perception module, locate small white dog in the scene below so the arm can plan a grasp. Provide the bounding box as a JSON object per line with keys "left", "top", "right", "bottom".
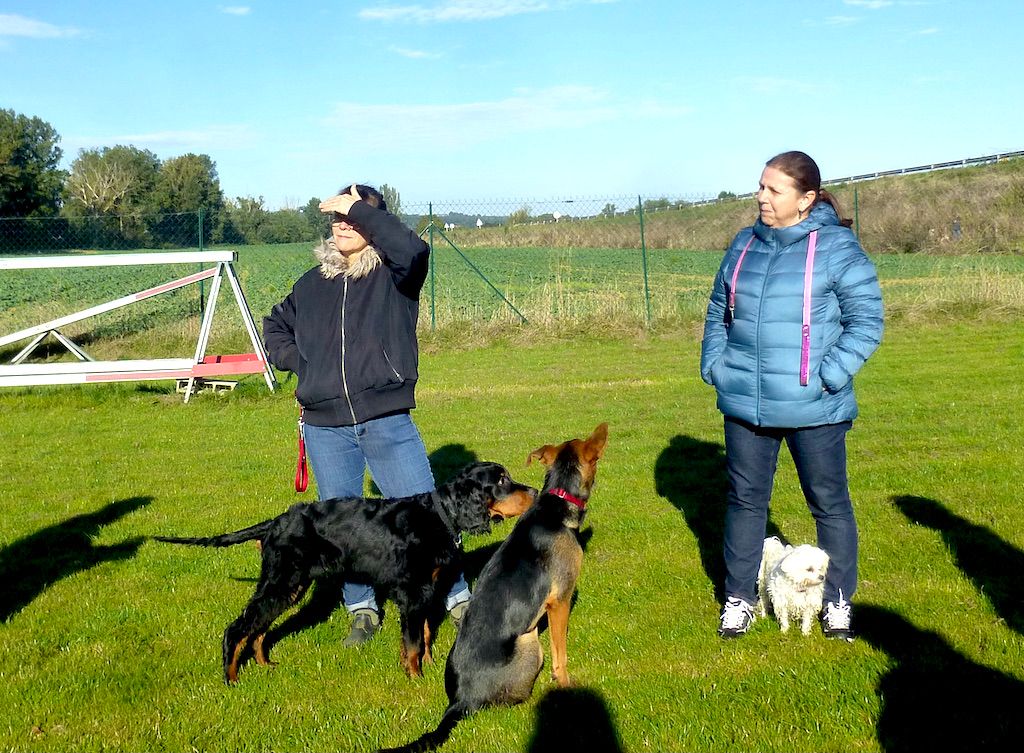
{"left": 756, "top": 536, "right": 830, "bottom": 635}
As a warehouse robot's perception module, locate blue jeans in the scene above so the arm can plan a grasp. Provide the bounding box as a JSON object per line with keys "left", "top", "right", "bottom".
{"left": 304, "top": 413, "right": 471, "bottom": 613}
{"left": 722, "top": 417, "right": 858, "bottom": 606}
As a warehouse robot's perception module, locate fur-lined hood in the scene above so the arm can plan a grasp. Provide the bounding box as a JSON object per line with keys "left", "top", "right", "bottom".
{"left": 315, "top": 237, "right": 382, "bottom": 280}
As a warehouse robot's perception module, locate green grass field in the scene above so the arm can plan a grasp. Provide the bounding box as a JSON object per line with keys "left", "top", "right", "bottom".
{"left": 2, "top": 245, "right": 1023, "bottom": 751}
{"left": 1, "top": 299, "right": 1023, "bottom": 751}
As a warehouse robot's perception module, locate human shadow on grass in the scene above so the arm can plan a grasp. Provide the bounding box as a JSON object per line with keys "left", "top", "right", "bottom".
{"left": 654, "top": 435, "right": 783, "bottom": 602}
{"left": 0, "top": 496, "right": 150, "bottom": 623}
{"left": 857, "top": 603, "right": 1024, "bottom": 751}
{"left": 265, "top": 444, "right": 483, "bottom": 653}
{"left": 526, "top": 686, "right": 624, "bottom": 753}
{"left": 892, "top": 494, "right": 1024, "bottom": 635}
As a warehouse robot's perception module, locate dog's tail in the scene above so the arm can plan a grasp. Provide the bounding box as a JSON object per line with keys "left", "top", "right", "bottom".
{"left": 152, "top": 519, "right": 274, "bottom": 548}
{"left": 377, "top": 702, "right": 469, "bottom": 753}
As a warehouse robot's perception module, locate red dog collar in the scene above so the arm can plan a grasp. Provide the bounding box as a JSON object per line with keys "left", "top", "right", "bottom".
{"left": 549, "top": 488, "right": 586, "bottom": 509}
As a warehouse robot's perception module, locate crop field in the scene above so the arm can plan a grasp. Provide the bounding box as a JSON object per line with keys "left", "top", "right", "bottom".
{"left": 2, "top": 243, "right": 1023, "bottom": 364}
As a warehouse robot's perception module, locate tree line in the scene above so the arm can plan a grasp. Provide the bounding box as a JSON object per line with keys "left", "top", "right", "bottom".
{"left": 0, "top": 108, "right": 403, "bottom": 250}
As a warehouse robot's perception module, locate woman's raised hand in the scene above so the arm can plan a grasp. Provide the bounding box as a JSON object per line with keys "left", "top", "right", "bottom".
{"left": 319, "top": 184, "right": 361, "bottom": 215}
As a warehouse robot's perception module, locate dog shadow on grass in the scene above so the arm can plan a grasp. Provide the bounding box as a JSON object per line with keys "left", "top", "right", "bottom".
{"left": 892, "top": 494, "right": 1024, "bottom": 635}
{"left": 265, "top": 443, "right": 484, "bottom": 653}
{"left": 0, "top": 496, "right": 150, "bottom": 623}
{"left": 526, "top": 686, "right": 624, "bottom": 753}
{"left": 654, "top": 435, "right": 784, "bottom": 603}
{"left": 856, "top": 603, "right": 1024, "bottom": 750}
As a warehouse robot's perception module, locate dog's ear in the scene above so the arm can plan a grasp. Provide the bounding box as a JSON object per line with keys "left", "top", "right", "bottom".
{"left": 449, "top": 480, "right": 494, "bottom": 534}
{"left": 582, "top": 422, "right": 609, "bottom": 463}
{"left": 527, "top": 444, "right": 562, "bottom": 467}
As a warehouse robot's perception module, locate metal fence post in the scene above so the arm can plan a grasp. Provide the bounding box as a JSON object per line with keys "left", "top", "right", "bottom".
{"left": 197, "top": 210, "right": 205, "bottom": 317}
{"left": 637, "top": 195, "right": 652, "bottom": 325}
{"left": 853, "top": 187, "right": 860, "bottom": 238}
{"left": 428, "top": 203, "right": 436, "bottom": 331}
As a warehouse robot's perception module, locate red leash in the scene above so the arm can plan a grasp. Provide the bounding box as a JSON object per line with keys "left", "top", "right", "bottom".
{"left": 295, "top": 407, "right": 308, "bottom": 493}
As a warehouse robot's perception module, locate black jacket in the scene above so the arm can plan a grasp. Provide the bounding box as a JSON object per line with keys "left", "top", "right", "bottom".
{"left": 262, "top": 200, "right": 430, "bottom": 426}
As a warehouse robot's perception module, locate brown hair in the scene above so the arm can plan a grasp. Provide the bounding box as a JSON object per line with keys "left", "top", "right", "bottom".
{"left": 766, "top": 151, "right": 853, "bottom": 228}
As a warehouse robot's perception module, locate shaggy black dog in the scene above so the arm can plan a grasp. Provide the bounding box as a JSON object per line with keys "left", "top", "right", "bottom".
{"left": 155, "top": 462, "right": 536, "bottom": 684}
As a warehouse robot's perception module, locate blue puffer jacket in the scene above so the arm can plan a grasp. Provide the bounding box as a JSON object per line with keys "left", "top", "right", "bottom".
{"left": 700, "top": 202, "right": 883, "bottom": 428}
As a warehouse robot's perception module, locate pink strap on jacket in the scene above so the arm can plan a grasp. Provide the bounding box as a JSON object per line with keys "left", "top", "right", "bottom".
{"left": 728, "top": 235, "right": 756, "bottom": 319}
{"left": 728, "top": 230, "right": 818, "bottom": 386}
{"left": 800, "top": 230, "right": 818, "bottom": 386}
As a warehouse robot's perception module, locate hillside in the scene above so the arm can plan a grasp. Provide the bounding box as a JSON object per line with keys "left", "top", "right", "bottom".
{"left": 413, "top": 156, "right": 1024, "bottom": 254}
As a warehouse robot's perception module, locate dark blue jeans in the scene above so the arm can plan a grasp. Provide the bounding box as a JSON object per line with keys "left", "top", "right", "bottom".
{"left": 722, "top": 417, "right": 858, "bottom": 606}
{"left": 304, "top": 413, "right": 471, "bottom": 612}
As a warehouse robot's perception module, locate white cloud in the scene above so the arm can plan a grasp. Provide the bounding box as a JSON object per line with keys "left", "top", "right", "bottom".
{"left": 321, "top": 85, "right": 687, "bottom": 151}
{"left": 736, "top": 77, "right": 827, "bottom": 97}
{"left": 0, "top": 13, "right": 81, "bottom": 38}
{"left": 388, "top": 45, "right": 442, "bottom": 59}
{"left": 63, "top": 125, "right": 258, "bottom": 156}
{"left": 360, "top": 0, "right": 617, "bottom": 23}
{"left": 912, "top": 26, "right": 939, "bottom": 35}
{"left": 220, "top": 6, "right": 252, "bottom": 16}
{"left": 824, "top": 15, "right": 860, "bottom": 26}
{"left": 843, "top": 0, "right": 894, "bottom": 8}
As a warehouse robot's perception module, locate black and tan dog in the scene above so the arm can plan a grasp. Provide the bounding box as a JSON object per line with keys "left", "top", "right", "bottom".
{"left": 154, "top": 462, "right": 536, "bottom": 684}
{"left": 383, "top": 423, "right": 609, "bottom": 752}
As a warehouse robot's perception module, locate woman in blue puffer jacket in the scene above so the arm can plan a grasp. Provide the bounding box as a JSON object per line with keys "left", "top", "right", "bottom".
{"left": 701, "top": 151, "right": 883, "bottom": 641}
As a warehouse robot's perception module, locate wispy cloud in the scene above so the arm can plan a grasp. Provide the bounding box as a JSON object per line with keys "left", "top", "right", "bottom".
{"left": 220, "top": 6, "right": 252, "bottom": 16}
{"left": 63, "top": 126, "right": 258, "bottom": 156}
{"left": 735, "top": 77, "right": 827, "bottom": 97}
{"left": 388, "top": 45, "right": 442, "bottom": 59}
{"left": 322, "top": 85, "right": 687, "bottom": 150}
{"left": 824, "top": 15, "right": 860, "bottom": 26}
{"left": 912, "top": 26, "right": 939, "bottom": 35}
{"left": 0, "top": 13, "right": 82, "bottom": 38}
{"left": 360, "top": 0, "right": 617, "bottom": 23}
{"left": 843, "top": 0, "right": 894, "bottom": 8}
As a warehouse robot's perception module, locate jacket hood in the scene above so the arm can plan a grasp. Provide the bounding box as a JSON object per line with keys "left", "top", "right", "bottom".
{"left": 753, "top": 201, "right": 840, "bottom": 246}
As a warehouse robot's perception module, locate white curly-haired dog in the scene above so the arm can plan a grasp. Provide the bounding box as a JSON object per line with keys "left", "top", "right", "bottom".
{"left": 756, "top": 536, "right": 830, "bottom": 635}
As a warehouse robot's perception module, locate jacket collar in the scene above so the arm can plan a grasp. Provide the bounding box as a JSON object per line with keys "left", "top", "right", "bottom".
{"left": 753, "top": 202, "right": 838, "bottom": 247}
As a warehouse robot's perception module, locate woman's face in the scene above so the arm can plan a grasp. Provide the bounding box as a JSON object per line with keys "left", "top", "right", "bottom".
{"left": 756, "top": 166, "right": 816, "bottom": 228}
{"left": 331, "top": 217, "right": 370, "bottom": 256}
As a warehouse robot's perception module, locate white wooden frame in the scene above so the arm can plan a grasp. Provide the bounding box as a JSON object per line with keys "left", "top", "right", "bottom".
{"left": 0, "top": 251, "right": 277, "bottom": 402}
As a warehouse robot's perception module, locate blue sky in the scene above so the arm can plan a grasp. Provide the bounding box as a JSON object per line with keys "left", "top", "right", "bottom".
{"left": 2, "top": 1, "right": 1021, "bottom": 210}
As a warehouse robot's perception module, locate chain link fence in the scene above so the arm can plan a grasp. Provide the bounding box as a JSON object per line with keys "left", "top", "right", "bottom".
{"left": 0, "top": 212, "right": 211, "bottom": 253}
{"left": 397, "top": 195, "right": 728, "bottom": 327}
{"left": 3, "top": 150, "right": 1023, "bottom": 336}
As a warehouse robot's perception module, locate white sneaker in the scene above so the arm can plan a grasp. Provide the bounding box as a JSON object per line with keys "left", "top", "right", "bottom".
{"left": 821, "top": 592, "right": 854, "bottom": 641}
{"left": 718, "top": 597, "right": 755, "bottom": 638}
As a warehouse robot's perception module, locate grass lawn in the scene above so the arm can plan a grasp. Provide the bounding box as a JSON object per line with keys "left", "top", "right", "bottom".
{"left": 1, "top": 318, "right": 1022, "bottom": 752}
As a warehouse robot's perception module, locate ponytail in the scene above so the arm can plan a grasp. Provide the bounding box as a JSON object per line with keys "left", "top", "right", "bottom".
{"left": 817, "top": 188, "right": 853, "bottom": 228}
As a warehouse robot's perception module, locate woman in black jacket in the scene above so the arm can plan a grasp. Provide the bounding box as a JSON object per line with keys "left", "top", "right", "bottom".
{"left": 263, "top": 184, "right": 470, "bottom": 646}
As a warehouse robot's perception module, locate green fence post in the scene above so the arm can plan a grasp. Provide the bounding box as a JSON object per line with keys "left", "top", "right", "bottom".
{"left": 637, "top": 195, "right": 652, "bottom": 325}
{"left": 428, "top": 203, "right": 436, "bottom": 331}
{"left": 197, "top": 210, "right": 205, "bottom": 318}
{"left": 853, "top": 187, "right": 860, "bottom": 238}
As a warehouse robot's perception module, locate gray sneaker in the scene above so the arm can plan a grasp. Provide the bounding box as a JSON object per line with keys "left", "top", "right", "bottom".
{"left": 343, "top": 608, "right": 381, "bottom": 647}
{"left": 718, "top": 597, "right": 755, "bottom": 638}
{"left": 448, "top": 600, "right": 469, "bottom": 632}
